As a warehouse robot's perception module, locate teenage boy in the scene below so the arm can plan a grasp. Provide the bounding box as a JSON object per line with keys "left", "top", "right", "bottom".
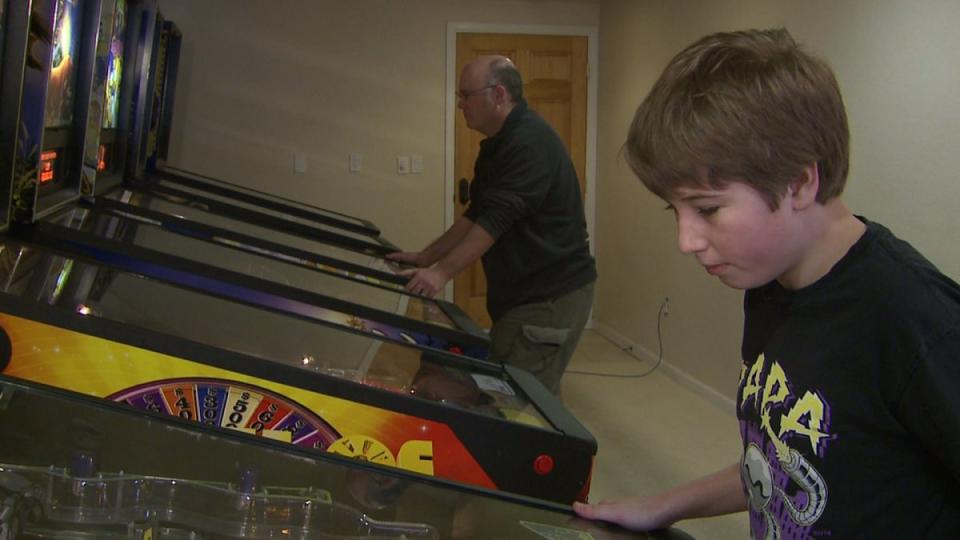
{"left": 575, "top": 28, "right": 960, "bottom": 538}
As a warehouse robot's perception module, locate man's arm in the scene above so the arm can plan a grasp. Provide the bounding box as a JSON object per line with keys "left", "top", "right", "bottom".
{"left": 386, "top": 216, "right": 475, "bottom": 267}
{"left": 399, "top": 222, "right": 495, "bottom": 297}
{"left": 573, "top": 462, "right": 747, "bottom": 531}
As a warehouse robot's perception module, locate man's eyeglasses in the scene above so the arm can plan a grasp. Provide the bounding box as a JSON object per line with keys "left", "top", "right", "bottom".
{"left": 456, "top": 84, "right": 496, "bottom": 100}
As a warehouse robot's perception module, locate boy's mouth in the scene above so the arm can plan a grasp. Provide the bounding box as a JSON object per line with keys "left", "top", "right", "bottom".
{"left": 704, "top": 263, "right": 727, "bottom": 276}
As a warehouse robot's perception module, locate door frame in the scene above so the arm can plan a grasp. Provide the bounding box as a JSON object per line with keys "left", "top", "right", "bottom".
{"left": 444, "top": 22, "right": 599, "bottom": 302}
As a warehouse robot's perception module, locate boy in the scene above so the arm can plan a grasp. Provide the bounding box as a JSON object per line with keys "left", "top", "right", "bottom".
{"left": 574, "top": 28, "right": 960, "bottom": 537}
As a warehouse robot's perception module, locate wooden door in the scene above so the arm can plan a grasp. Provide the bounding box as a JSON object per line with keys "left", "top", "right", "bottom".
{"left": 454, "top": 33, "right": 588, "bottom": 328}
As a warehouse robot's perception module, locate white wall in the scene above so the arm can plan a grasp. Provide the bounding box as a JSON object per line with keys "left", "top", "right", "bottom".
{"left": 595, "top": 0, "right": 960, "bottom": 403}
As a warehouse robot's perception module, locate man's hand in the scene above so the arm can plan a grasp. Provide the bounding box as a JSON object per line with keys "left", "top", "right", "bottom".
{"left": 399, "top": 266, "right": 452, "bottom": 298}
{"left": 385, "top": 251, "right": 424, "bottom": 267}
{"left": 385, "top": 221, "right": 492, "bottom": 297}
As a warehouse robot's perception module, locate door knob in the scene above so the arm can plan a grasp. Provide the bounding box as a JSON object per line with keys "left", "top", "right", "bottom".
{"left": 458, "top": 178, "right": 470, "bottom": 205}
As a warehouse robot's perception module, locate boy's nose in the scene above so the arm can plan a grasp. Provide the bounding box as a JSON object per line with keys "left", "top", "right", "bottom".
{"left": 676, "top": 217, "right": 707, "bottom": 254}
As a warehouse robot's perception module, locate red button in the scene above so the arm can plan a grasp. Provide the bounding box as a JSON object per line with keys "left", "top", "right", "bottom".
{"left": 533, "top": 454, "right": 554, "bottom": 475}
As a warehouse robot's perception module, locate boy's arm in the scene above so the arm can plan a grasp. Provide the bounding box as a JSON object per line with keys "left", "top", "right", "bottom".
{"left": 386, "top": 216, "right": 475, "bottom": 267}
{"left": 573, "top": 462, "right": 747, "bottom": 531}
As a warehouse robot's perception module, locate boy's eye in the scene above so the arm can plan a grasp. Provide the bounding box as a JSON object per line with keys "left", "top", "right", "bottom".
{"left": 697, "top": 206, "right": 720, "bottom": 216}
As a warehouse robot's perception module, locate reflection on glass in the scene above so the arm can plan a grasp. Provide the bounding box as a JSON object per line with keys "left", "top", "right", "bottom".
{"left": 162, "top": 168, "right": 374, "bottom": 230}
{"left": 104, "top": 187, "right": 376, "bottom": 265}
{"left": 215, "top": 235, "right": 408, "bottom": 294}
{"left": 0, "top": 237, "right": 545, "bottom": 428}
{"left": 0, "top": 464, "right": 437, "bottom": 538}
{"left": 79, "top": 205, "right": 457, "bottom": 330}
{"left": 0, "top": 380, "right": 683, "bottom": 539}
{"left": 405, "top": 297, "right": 456, "bottom": 329}
{"left": 156, "top": 180, "right": 380, "bottom": 243}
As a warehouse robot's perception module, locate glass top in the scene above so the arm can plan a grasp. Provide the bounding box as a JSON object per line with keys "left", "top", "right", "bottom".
{"left": 158, "top": 166, "right": 376, "bottom": 232}
{"left": 76, "top": 202, "right": 457, "bottom": 331}
{"left": 152, "top": 178, "right": 383, "bottom": 244}
{"left": 103, "top": 187, "right": 387, "bottom": 267}
{"left": 0, "top": 235, "right": 545, "bottom": 428}
{"left": 0, "top": 378, "right": 690, "bottom": 540}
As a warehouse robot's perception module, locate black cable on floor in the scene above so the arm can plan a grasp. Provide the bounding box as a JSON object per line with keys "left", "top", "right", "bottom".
{"left": 567, "top": 297, "right": 667, "bottom": 379}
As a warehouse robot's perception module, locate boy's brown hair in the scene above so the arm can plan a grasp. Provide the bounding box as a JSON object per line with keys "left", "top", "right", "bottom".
{"left": 625, "top": 28, "right": 849, "bottom": 208}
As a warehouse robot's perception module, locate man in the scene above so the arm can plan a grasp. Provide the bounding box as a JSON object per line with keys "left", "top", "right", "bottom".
{"left": 388, "top": 55, "right": 597, "bottom": 394}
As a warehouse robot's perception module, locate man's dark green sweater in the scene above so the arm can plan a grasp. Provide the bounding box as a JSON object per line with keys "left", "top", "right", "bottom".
{"left": 464, "top": 99, "right": 597, "bottom": 322}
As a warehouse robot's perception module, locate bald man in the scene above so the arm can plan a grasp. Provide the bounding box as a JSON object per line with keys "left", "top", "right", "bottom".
{"left": 388, "top": 56, "right": 596, "bottom": 395}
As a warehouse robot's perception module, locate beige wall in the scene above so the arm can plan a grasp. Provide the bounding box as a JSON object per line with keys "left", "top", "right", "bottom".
{"left": 159, "top": 0, "right": 598, "bottom": 252}
{"left": 596, "top": 0, "right": 960, "bottom": 403}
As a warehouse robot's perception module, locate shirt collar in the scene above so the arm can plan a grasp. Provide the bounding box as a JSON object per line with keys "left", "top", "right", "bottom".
{"left": 488, "top": 98, "right": 528, "bottom": 141}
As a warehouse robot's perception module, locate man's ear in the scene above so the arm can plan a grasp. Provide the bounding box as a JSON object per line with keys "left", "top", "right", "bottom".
{"left": 493, "top": 84, "right": 510, "bottom": 105}
{"left": 789, "top": 163, "right": 820, "bottom": 210}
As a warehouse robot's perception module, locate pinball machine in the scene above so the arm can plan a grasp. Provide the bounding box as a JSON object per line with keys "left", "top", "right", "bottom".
{"left": 0, "top": 257, "right": 595, "bottom": 503}
{"left": 0, "top": 376, "right": 694, "bottom": 539}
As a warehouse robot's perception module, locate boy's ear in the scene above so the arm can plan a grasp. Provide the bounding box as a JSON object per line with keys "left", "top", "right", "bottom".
{"left": 788, "top": 163, "right": 820, "bottom": 210}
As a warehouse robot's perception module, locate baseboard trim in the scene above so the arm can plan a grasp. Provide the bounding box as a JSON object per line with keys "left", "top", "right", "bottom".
{"left": 589, "top": 320, "right": 736, "bottom": 415}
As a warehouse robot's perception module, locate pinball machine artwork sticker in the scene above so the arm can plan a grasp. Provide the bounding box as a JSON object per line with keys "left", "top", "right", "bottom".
{"left": 0, "top": 313, "right": 494, "bottom": 488}
{"left": 107, "top": 377, "right": 341, "bottom": 449}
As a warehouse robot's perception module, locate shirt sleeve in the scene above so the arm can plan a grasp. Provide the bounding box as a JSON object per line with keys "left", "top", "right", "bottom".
{"left": 466, "top": 141, "right": 556, "bottom": 240}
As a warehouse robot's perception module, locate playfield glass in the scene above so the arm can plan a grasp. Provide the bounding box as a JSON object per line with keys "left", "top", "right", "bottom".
{"left": 79, "top": 202, "right": 458, "bottom": 330}
{"left": 0, "top": 234, "right": 545, "bottom": 429}
{"left": 154, "top": 179, "right": 382, "bottom": 244}
{"left": 157, "top": 167, "right": 379, "bottom": 234}
{"left": 102, "top": 187, "right": 388, "bottom": 268}
{"left": 0, "top": 378, "right": 690, "bottom": 540}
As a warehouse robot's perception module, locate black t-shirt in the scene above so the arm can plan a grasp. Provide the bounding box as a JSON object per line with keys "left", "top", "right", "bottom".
{"left": 738, "top": 218, "right": 960, "bottom": 538}
{"left": 463, "top": 99, "right": 596, "bottom": 321}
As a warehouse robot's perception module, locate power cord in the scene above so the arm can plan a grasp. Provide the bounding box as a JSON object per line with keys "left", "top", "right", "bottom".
{"left": 567, "top": 297, "right": 668, "bottom": 379}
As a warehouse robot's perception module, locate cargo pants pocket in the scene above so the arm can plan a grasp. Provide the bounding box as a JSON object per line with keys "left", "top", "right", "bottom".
{"left": 512, "top": 325, "right": 570, "bottom": 392}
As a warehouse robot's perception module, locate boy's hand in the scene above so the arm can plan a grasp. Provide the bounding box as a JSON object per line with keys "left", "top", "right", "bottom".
{"left": 572, "top": 496, "right": 673, "bottom": 532}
